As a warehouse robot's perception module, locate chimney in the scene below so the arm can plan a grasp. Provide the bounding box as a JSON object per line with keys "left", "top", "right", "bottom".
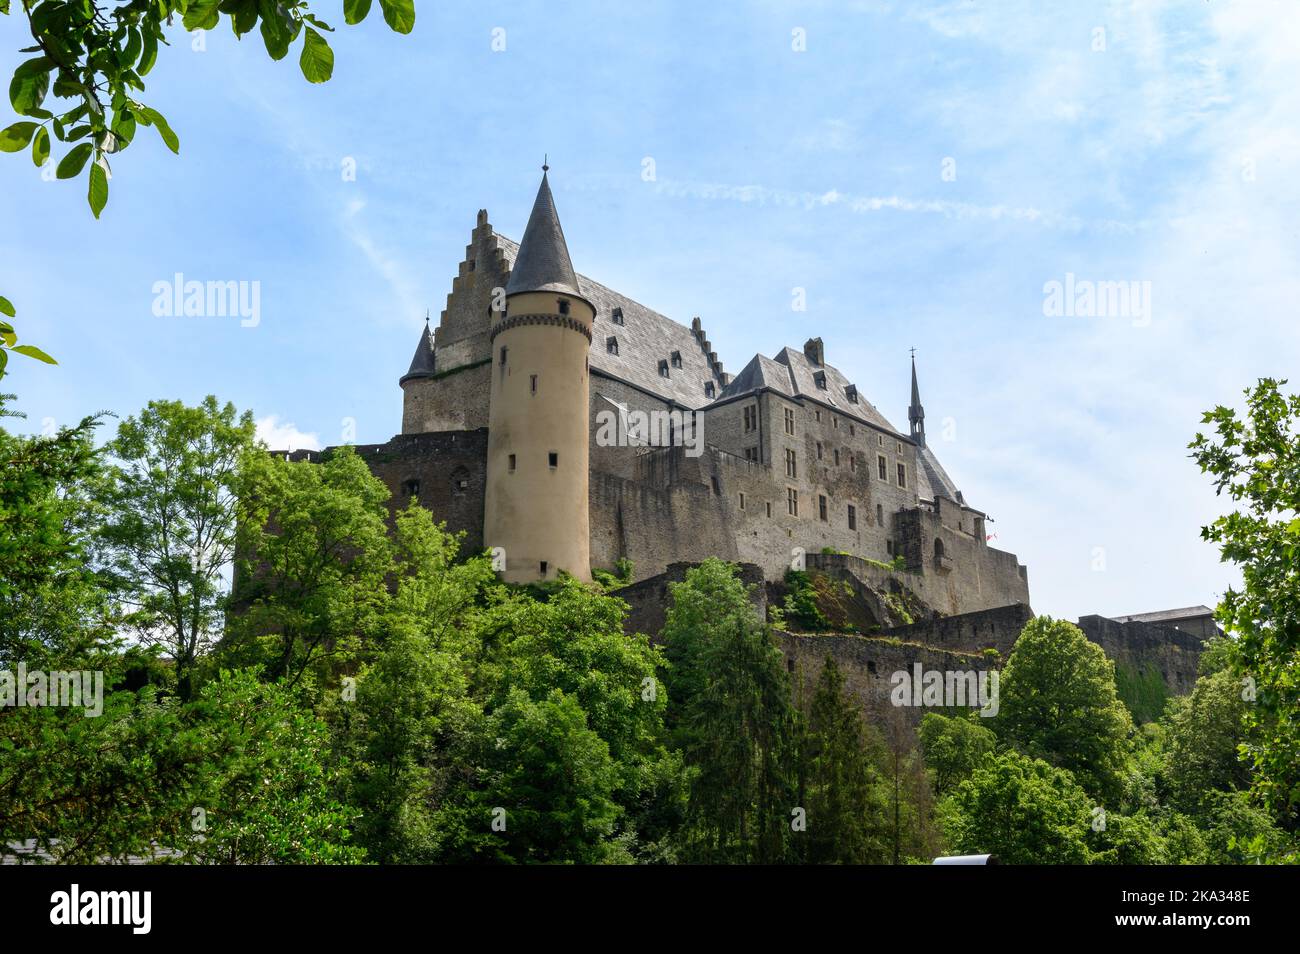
{"left": 804, "top": 337, "right": 825, "bottom": 366}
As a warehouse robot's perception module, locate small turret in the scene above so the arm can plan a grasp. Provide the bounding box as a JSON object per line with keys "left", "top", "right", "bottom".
{"left": 909, "top": 352, "right": 926, "bottom": 447}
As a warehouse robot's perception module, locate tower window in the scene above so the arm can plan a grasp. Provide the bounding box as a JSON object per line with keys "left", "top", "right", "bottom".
{"left": 897, "top": 463, "right": 906, "bottom": 487}
{"left": 658, "top": 359, "right": 670, "bottom": 379}
{"left": 611, "top": 307, "right": 624, "bottom": 325}
{"left": 818, "top": 495, "right": 828, "bottom": 522}
{"left": 876, "top": 504, "right": 884, "bottom": 526}
{"left": 834, "top": 448, "right": 840, "bottom": 466}
{"left": 671, "top": 351, "right": 682, "bottom": 369}
{"left": 711, "top": 476, "right": 721, "bottom": 495}
{"left": 499, "top": 346, "right": 508, "bottom": 366}
{"left": 401, "top": 478, "right": 420, "bottom": 497}
{"left": 530, "top": 374, "right": 538, "bottom": 394}
{"left": 739, "top": 492, "right": 746, "bottom": 510}
{"left": 784, "top": 407, "right": 795, "bottom": 435}
{"left": 787, "top": 487, "right": 799, "bottom": 517}
{"left": 557, "top": 299, "right": 570, "bottom": 315}
{"left": 815, "top": 409, "right": 822, "bottom": 422}
{"left": 848, "top": 504, "right": 857, "bottom": 530}
{"left": 878, "top": 455, "right": 888, "bottom": 480}
{"left": 606, "top": 336, "right": 619, "bottom": 355}
{"left": 766, "top": 501, "right": 772, "bottom": 518}
{"left": 785, "top": 448, "right": 797, "bottom": 478}
{"left": 744, "top": 405, "right": 757, "bottom": 432}
{"left": 450, "top": 467, "right": 469, "bottom": 495}
{"left": 849, "top": 454, "right": 856, "bottom": 472}
{"left": 508, "top": 454, "right": 516, "bottom": 472}
{"left": 744, "top": 446, "right": 759, "bottom": 462}
{"left": 540, "top": 561, "right": 548, "bottom": 575}
{"left": 816, "top": 442, "right": 823, "bottom": 461}
{"left": 548, "top": 452, "right": 558, "bottom": 469}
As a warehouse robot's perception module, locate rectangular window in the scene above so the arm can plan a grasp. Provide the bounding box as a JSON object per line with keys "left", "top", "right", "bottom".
{"left": 530, "top": 374, "right": 538, "bottom": 394}
{"left": 658, "top": 359, "right": 670, "bottom": 378}
{"left": 671, "top": 350, "right": 682, "bottom": 368}
{"left": 499, "top": 346, "right": 508, "bottom": 365}
{"left": 745, "top": 446, "right": 759, "bottom": 462}
{"left": 744, "top": 405, "right": 757, "bottom": 432}
{"left": 766, "top": 501, "right": 772, "bottom": 518}
{"left": 540, "top": 561, "right": 548, "bottom": 575}
{"left": 816, "top": 442, "right": 823, "bottom": 461}
{"left": 833, "top": 448, "right": 840, "bottom": 466}
{"left": 818, "top": 495, "right": 828, "bottom": 522}
{"left": 784, "top": 408, "right": 795, "bottom": 435}
{"left": 785, "top": 448, "right": 797, "bottom": 478}
{"left": 848, "top": 504, "right": 857, "bottom": 530}
{"left": 878, "top": 455, "right": 887, "bottom": 480}
{"left": 739, "top": 492, "right": 746, "bottom": 511}
{"left": 611, "top": 307, "right": 624, "bottom": 325}
{"left": 606, "top": 336, "right": 619, "bottom": 355}
{"left": 508, "top": 454, "right": 516, "bottom": 472}
{"left": 849, "top": 454, "right": 856, "bottom": 472}
{"left": 548, "top": 452, "right": 558, "bottom": 469}
{"left": 897, "top": 463, "right": 906, "bottom": 487}
{"left": 787, "top": 487, "right": 798, "bottom": 517}
{"left": 815, "top": 409, "right": 821, "bottom": 422}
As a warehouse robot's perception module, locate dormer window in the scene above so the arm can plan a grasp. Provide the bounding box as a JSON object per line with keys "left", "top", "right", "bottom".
{"left": 611, "top": 307, "right": 624, "bottom": 325}
{"left": 814, "top": 370, "right": 827, "bottom": 390}
{"left": 557, "top": 299, "right": 570, "bottom": 315}
{"left": 704, "top": 381, "right": 715, "bottom": 398}
{"left": 846, "top": 384, "right": 858, "bottom": 403}
{"left": 658, "top": 359, "right": 670, "bottom": 379}
{"left": 606, "top": 336, "right": 619, "bottom": 355}
{"left": 671, "top": 351, "right": 683, "bottom": 369}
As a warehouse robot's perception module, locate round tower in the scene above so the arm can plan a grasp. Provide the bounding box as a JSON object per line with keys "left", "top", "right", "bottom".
{"left": 483, "top": 168, "right": 593, "bottom": 582}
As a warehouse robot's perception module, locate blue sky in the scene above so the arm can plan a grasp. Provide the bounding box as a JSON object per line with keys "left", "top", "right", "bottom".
{"left": 3, "top": 0, "right": 1298, "bottom": 620}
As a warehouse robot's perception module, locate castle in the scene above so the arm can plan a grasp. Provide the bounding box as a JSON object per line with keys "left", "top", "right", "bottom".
{"left": 330, "top": 168, "right": 1029, "bottom": 616}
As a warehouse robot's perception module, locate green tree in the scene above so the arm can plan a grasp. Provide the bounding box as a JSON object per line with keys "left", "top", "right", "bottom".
{"left": 1190, "top": 378, "right": 1300, "bottom": 821}
{"left": 1164, "top": 668, "right": 1253, "bottom": 813}
{"left": 800, "top": 657, "right": 889, "bottom": 863}
{"left": 919, "top": 711, "right": 997, "bottom": 796}
{"left": 230, "top": 445, "right": 392, "bottom": 687}
{"left": 93, "top": 396, "right": 255, "bottom": 698}
{"left": 662, "top": 559, "right": 797, "bottom": 863}
{"left": 942, "top": 750, "right": 1096, "bottom": 865}
{"left": 1, "top": 0, "right": 416, "bottom": 218}
{"left": 996, "top": 616, "right": 1134, "bottom": 803}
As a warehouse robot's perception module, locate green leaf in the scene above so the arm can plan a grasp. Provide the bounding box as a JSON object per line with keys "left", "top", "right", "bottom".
{"left": 31, "top": 125, "right": 49, "bottom": 166}
{"left": 12, "top": 344, "right": 56, "bottom": 365}
{"left": 140, "top": 107, "right": 179, "bottom": 154}
{"left": 0, "top": 121, "right": 37, "bottom": 152}
{"left": 378, "top": 0, "right": 415, "bottom": 34}
{"left": 344, "top": 0, "right": 372, "bottom": 24}
{"left": 259, "top": 1, "right": 293, "bottom": 60}
{"left": 0, "top": 296, "right": 13, "bottom": 318}
{"left": 88, "top": 160, "right": 109, "bottom": 219}
{"left": 9, "top": 56, "right": 51, "bottom": 116}
{"left": 123, "top": 28, "right": 143, "bottom": 70}
{"left": 182, "top": 0, "right": 222, "bottom": 31}
{"left": 139, "top": 32, "right": 159, "bottom": 76}
{"left": 56, "top": 142, "right": 93, "bottom": 179}
{"left": 0, "top": 349, "right": 8, "bottom": 377}
{"left": 299, "top": 28, "right": 334, "bottom": 84}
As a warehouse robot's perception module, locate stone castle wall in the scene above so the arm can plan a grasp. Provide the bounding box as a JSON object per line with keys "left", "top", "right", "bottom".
{"left": 1076, "top": 614, "right": 1206, "bottom": 698}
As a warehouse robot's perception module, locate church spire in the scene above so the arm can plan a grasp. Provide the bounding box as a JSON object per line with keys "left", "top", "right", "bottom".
{"left": 908, "top": 349, "right": 926, "bottom": 447}
{"left": 504, "top": 167, "right": 584, "bottom": 299}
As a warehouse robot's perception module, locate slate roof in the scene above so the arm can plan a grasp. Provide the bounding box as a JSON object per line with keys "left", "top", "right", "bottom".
{"left": 1113, "top": 606, "right": 1215, "bottom": 624}
{"left": 504, "top": 173, "right": 585, "bottom": 300}
{"left": 916, "top": 444, "right": 962, "bottom": 503}
{"left": 496, "top": 235, "right": 723, "bottom": 409}
{"left": 401, "top": 321, "right": 436, "bottom": 381}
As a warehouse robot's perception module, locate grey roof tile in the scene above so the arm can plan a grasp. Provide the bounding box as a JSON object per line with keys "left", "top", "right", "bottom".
{"left": 504, "top": 173, "right": 584, "bottom": 299}
{"left": 497, "top": 234, "right": 724, "bottom": 409}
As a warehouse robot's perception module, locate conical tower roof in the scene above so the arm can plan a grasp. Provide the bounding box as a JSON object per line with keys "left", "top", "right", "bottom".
{"left": 400, "top": 319, "right": 435, "bottom": 383}
{"left": 505, "top": 171, "right": 584, "bottom": 299}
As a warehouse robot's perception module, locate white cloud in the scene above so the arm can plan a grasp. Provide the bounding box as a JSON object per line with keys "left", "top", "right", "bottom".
{"left": 255, "top": 415, "right": 321, "bottom": 452}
